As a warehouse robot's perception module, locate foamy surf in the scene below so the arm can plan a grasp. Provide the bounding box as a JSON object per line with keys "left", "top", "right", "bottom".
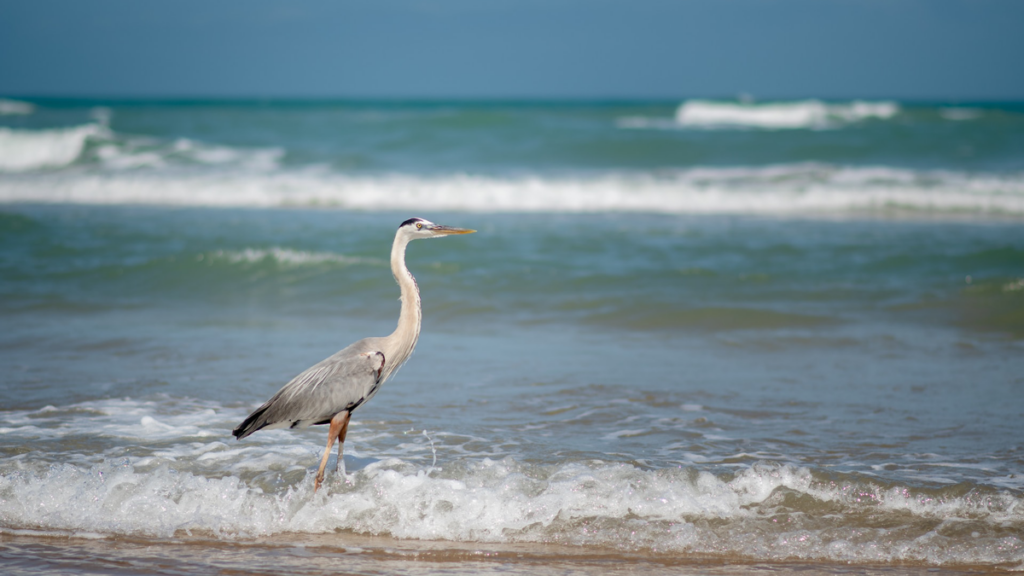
{"left": 2, "top": 453, "right": 1022, "bottom": 566}
{"left": 2, "top": 165, "right": 1023, "bottom": 218}
{"left": 1, "top": 397, "right": 1022, "bottom": 566}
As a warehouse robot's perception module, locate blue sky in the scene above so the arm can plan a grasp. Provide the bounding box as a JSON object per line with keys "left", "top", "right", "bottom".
{"left": 1, "top": 0, "right": 1022, "bottom": 100}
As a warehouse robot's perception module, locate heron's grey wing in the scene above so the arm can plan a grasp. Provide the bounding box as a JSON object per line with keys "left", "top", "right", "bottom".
{"left": 232, "top": 348, "right": 385, "bottom": 439}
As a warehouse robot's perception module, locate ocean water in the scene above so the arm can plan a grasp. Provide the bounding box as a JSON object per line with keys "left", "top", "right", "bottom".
{"left": 1, "top": 97, "right": 1023, "bottom": 575}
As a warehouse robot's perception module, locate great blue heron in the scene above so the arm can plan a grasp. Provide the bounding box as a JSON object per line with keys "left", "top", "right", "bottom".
{"left": 232, "top": 217, "right": 475, "bottom": 491}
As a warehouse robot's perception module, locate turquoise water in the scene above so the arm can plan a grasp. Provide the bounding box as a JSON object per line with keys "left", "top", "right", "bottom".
{"left": 1, "top": 98, "right": 1023, "bottom": 572}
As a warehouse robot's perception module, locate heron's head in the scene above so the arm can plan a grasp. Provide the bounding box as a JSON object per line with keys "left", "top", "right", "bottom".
{"left": 398, "top": 217, "right": 475, "bottom": 240}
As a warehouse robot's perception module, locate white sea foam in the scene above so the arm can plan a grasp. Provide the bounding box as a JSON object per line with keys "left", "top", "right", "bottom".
{"left": 89, "top": 135, "right": 283, "bottom": 172}
{"left": 0, "top": 124, "right": 106, "bottom": 172}
{"left": 619, "top": 99, "right": 899, "bottom": 130}
{"left": 672, "top": 99, "right": 899, "bottom": 129}
{"left": 940, "top": 107, "right": 982, "bottom": 121}
{"left": 2, "top": 164, "right": 1022, "bottom": 218}
{"left": 0, "top": 98, "right": 36, "bottom": 115}
{"left": 1, "top": 397, "right": 1022, "bottom": 566}
{"left": 169, "top": 138, "right": 283, "bottom": 170}
{"left": 207, "top": 247, "right": 380, "bottom": 267}
{"left": 1, "top": 455, "right": 1021, "bottom": 565}
{"left": 0, "top": 122, "right": 282, "bottom": 173}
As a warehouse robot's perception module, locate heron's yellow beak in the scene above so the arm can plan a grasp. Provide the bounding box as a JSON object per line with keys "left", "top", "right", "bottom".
{"left": 431, "top": 225, "right": 476, "bottom": 235}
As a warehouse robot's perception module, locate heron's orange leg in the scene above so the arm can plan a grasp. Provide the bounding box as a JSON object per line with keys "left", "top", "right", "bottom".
{"left": 314, "top": 410, "right": 350, "bottom": 492}
{"left": 336, "top": 414, "right": 350, "bottom": 472}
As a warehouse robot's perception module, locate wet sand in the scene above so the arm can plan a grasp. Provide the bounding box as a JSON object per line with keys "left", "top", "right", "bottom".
{"left": 1, "top": 531, "right": 1013, "bottom": 576}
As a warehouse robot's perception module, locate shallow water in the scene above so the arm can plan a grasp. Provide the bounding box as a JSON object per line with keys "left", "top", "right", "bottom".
{"left": 1, "top": 99, "right": 1023, "bottom": 573}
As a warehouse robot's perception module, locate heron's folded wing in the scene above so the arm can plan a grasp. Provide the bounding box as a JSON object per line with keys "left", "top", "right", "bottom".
{"left": 249, "top": 350, "right": 385, "bottom": 430}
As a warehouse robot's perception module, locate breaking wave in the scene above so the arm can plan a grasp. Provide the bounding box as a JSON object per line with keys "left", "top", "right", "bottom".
{"left": 2, "top": 164, "right": 1022, "bottom": 218}
{"left": 1, "top": 397, "right": 1022, "bottom": 568}
{"left": 0, "top": 124, "right": 106, "bottom": 172}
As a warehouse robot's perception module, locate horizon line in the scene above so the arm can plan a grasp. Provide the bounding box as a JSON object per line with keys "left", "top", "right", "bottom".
{"left": 4, "top": 94, "right": 1024, "bottom": 106}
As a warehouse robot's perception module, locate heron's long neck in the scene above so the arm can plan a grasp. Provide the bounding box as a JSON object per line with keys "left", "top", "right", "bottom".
{"left": 387, "top": 235, "right": 421, "bottom": 366}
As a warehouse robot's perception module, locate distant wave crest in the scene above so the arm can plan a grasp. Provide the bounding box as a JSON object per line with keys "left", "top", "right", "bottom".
{"left": 0, "top": 123, "right": 282, "bottom": 173}
{"left": 0, "top": 98, "right": 36, "bottom": 116}
{"left": 620, "top": 99, "right": 899, "bottom": 130}
{"left": 207, "top": 247, "right": 379, "bottom": 267}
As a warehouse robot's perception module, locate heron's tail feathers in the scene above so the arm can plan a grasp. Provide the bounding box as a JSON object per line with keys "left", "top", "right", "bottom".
{"left": 232, "top": 405, "right": 269, "bottom": 440}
